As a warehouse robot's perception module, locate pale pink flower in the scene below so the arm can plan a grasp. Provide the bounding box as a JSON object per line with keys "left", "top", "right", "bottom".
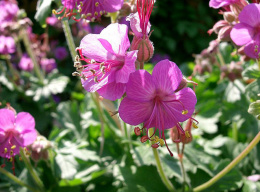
{"left": 0, "top": 109, "right": 37, "bottom": 159}
{"left": 230, "top": 3, "right": 260, "bottom": 58}
{"left": 119, "top": 59, "right": 197, "bottom": 155}
{"left": 18, "top": 54, "right": 34, "bottom": 71}
{"left": 74, "top": 23, "right": 138, "bottom": 100}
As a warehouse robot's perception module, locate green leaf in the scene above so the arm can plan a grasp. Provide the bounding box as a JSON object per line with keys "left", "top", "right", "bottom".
{"left": 25, "top": 70, "right": 69, "bottom": 101}
{"left": 35, "top": 0, "right": 52, "bottom": 27}
{"left": 55, "top": 153, "right": 78, "bottom": 179}
{"left": 242, "top": 179, "right": 260, "bottom": 192}
{"left": 245, "top": 79, "right": 260, "bottom": 101}
{"left": 248, "top": 100, "right": 260, "bottom": 119}
{"left": 242, "top": 66, "right": 260, "bottom": 79}
{"left": 224, "top": 80, "right": 245, "bottom": 103}
{"left": 206, "top": 159, "right": 243, "bottom": 192}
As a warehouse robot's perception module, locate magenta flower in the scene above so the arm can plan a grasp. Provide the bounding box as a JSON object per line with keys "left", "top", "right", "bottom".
{"left": 230, "top": 3, "right": 260, "bottom": 59}
{"left": 40, "top": 58, "right": 57, "bottom": 73}
{"left": 0, "top": 109, "right": 37, "bottom": 159}
{"left": 0, "top": 0, "right": 18, "bottom": 22}
{"left": 118, "top": 59, "right": 197, "bottom": 155}
{"left": 74, "top": 23, "right": 138, "bottom": 101}
{"left": 80, "top": 0, "right": 124, "bottom": 21}
{"left": 18, "top": 54, "right": 34, "bottom": 71}
{"left": 209, "top": 0, "right": 240, "bottom": 9}
{"left": 0, "top": 35, "right": 15, "bottom": 55}
{"left": 54, "top": 47, "right": 68, "bottom": 60}
{"left": 54, "top": 0, "right": 123, "bottom": 21}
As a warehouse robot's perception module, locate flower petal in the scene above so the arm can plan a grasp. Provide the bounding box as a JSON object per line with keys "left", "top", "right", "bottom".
{"left": 0, "top": 109, "right": 15, "bottom": 131}
{"left": 230, "top": 23, "right": 254, "bottom": 46}
{"left": 244, "top": 41, "right": 260, "bottom": 59}
{"left": 162, "top": 87, "right": 197, "bottom": 127}
{"left": 102, "top": 0, "right": 124, "bottom": 12}
{"left": 79, "top": 33, "right": 116, "bottom": 62}
{"left": 82, "top": 67, "right": 116, "bottom": 92}
{"left": 99, "top": 23, "right": 130, "bottom": 56}
{"left": 239, "top": 4, "right": 260, "bottom": 27}
{"left": 209, "top": 0, "right": 236, "bottom": 9}
{"left": 115, "top": 50, "right": 138, "bottom": 83}
{"left": 15, "top": 112, "right": 37, "bottom": 146}
{"left": 152, "top": 59, "right": 183, "bottom": 94}
{"left": 97, "top": 82, "right": 126, "bottom": 101}
{"left": 119, "top": 98, "right": 153, "bottom": 125}
{"left": 126, "top": 69, "right": 156, "bottom": 101}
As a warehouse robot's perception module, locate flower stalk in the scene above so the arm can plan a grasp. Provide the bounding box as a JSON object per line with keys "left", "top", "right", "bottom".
{"left": 0, "top": 167, "right": 39, "bottom": 192}
{"left": 20, "top": 148, "right": 45, "bottom": 192}
{"left": 148, "top": 128, "right": 175, "bottom": 192}
{"left": 194, "top": 131, "right": 260, "bottom": 191}
{"left": 21, "top": 29, "right": 44, "bottom": 83}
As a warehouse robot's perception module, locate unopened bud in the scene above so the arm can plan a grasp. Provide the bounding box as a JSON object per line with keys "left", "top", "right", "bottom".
{"left": 131, "top": 36, "right": 154, "bottom": 63}
{"left": 223, "top": 12, "right": 236, "bottom": 23}
{"left": 218, "top": 26, "right": 232, "bottom": 42}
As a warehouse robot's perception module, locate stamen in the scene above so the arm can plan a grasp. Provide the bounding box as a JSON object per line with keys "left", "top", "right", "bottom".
{"left": 192, "top": 122, "right": 198, "bottom": 129}
{"left": 182, "top": 110, "right": 188, "bottom": 115}
{"left": 151, "top": 143, "right": 159, "bottom": 148}
{"left": 140, "top": 135, "right": 149, "bottom": 143}
{"left": 4, "top": 148, "right": 7, "bottom": 154}
{"left": 134, "top": 127, "right": 141, "bottom": 136}
{"left": 185, "top": 131, "right": 190, "bottom": 138}
{"left": 11, "top": 145, "right": 16, "bottom": 149}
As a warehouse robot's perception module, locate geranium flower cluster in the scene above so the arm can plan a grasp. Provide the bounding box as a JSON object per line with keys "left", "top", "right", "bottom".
{"left": 73, "top": 0, "right": 197, "bottom": 156}
{"left": 0, "top": 107, "right": 37, "bottom": 174}
{"left": 209, "top": 0, "right": 260, "bottom": 59}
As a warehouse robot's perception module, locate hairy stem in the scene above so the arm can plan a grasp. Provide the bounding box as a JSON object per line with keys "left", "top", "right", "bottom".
{"left": 194, "top": 131, "right": 260, "bottom": 191}
{"left": 61, "top": 20, "right": 77, "bottom": 60}
{"left": 21, "top": 29, "right": 44, "bottom": 83}
{"left": 148, "top": 128, "right": 175, "bottom": 192}
{"left": 0, "top": 167, "right": 39, "bottom": 192}
{"left": 20, "top": 148, "right": 45, "bottom": 192}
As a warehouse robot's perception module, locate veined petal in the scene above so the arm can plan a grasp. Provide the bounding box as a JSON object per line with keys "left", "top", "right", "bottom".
{"left": 81, "top": 68, "right": 116, "bottom": 92}
{"left": 209, "top": 0, "right": 236, "bottom": 9}
{"left": 162, "top": 87, "right": 197, "bottom": 126}
{"left": 152, "top": 59, "right": 183, "bottom": 94}
{"left": 99, "top": 23, "right": 130, "bottom": 56}
{"left": 126, "top": 70, "right": 156, "bottom": 101}
{"left": 79, "top": 34, "right": 116, "bottom": 62}
{"left": 231, "top": 23, "right": 254, "bottom": 46}
{"left": 15, "top": 112, "right": 37, "bottom": 146}
{"left": 115, "top": 50, "right": 138, "bottom": 84}
{"left": 0, "top": 109, "right": 15, "bottom": 131}
{"left": 102, "top": 0, "right": 124, "bottom": 12}
{"left": 97, "top": 82, "right": 126, "bottom": 101}
{"left": 119, "top": 98, "right": 153, "bottom": 125}
{"left": 239, "top": 4, "right": 260, "bottom": 27}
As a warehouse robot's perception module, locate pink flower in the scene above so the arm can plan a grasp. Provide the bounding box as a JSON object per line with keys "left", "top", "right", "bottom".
{"left": 18, "top": 54, "right": 34, "bottom": 71}
{"left": 80, "top": 0, "right": 124, "bottom": 21}
{"left": 0, "top": 35, "right": 15, "bottom": 55}
{"left": 40, "top": 58, "right": 57, "bottom": 73}
{"left": 209, "top": 0, "right": 240, "bottom": 9}
{"left": 74, "top": 23, "right": 138, "bottom": 101}
{"left": 230, "top": 3, "right": 260, "bottom": 59}
{"left": 118, "top": 59, "right": 197, "bottom": 156}
{"left": 54, "top": 0, "right": 123, "bottom": 21}
{"left": 0, "top": 109, "right": 37, "bottom": 159}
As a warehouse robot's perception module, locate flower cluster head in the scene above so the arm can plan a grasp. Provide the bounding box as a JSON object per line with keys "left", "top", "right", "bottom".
{"left": 127, "top": 0, "right": 154, "bottom": 63}
{"left": 0, "top": 108, "right": 37, "bottom": 173}
{"left": 53, "top": 0, "right": 123, "bottom": 22}
{"left": 0, "top": 0, "right": 19, "bottom": 31}
{"left": 118, "top": 59, "right": 197, "bottom": 156}
{"left": 40, "top": 58, "right": 57, "bottom": 73}
{"left": 73, "top": 23, "right": 138, "bottom": 101}
{"left": 231, "top": 3, "right": 260, "bottom": 59}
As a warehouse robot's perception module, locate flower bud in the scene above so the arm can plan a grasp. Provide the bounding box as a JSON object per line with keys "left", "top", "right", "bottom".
{"left": 223, "top": 12, "right": 236, "bottom": 23}
{"left": 230, "top": 0, "right": 248, "bottom": 16}
{"left": 218, "top": 26, "right": 232, "bottom": 42}
{"left": 131, "top": 36, "right": 154, "bottom": 63}
{"left": 119, "top": 2, "right": 132, "bottom": 17}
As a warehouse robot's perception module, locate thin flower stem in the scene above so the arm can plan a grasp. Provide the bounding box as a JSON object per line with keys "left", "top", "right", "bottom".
{"left": 94, "top": 93, "right": 105, "bottom": 157}
{"left": 194, "top": 131, "right": 260, "bottom": 192}
{"left": 21, "top": 29, "right": 44, "bottom": 83}
{"left": 148, "top": 128, "right": 175, "bottom": 192}
{"left": 20, "top": 148, "right": 45, "bottom": 192}
{"left": 0, "top": 167, "right": 39, "bottom": 192}
{"left": 61, "top": 20, "right": 77, "bottom": 60}
{"left": 217, "top": 52, "right": 225, "bottom": 66}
